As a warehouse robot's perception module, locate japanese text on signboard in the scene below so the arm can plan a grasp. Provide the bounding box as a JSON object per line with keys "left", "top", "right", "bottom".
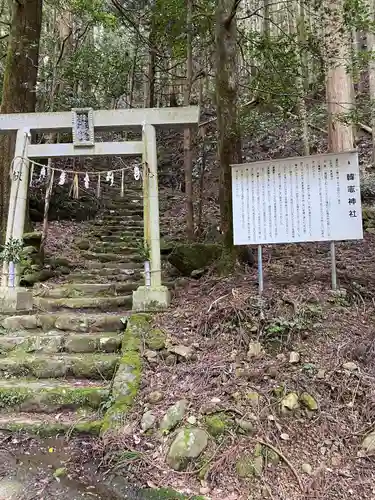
{"left": 231, "top": 152, "right": 363, "bottom": 245}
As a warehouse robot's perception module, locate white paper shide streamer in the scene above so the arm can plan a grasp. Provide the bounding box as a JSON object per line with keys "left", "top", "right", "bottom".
{"left": 39, "top": 165, "right": 46, "bottom": 181}
{"left": 84, "top": 172, "right": 90, "bottom": 189}
{"left": 106, "top": 171, "right": 114, "bottom": 186}
{"left": 134, "top": 166, "right": 140, "bottom": 180}
{"left": 58, "top": 171, "right": 66, "bottom": 186}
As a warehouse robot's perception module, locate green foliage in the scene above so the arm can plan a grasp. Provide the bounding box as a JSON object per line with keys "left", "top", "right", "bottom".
{"left": 0, "top": 238, "right": 23, "bottom": 264}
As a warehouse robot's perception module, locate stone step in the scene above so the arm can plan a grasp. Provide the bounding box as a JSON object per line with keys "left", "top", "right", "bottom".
{"left": 84, "top": 261, "right": 142, "bottom": 270}
{"left": 106, "top": 208, "right": 143, "bottom": 217}
{"left": 81, "top": 251, "right": 143, "bottom": 263}
{"left": 92, "top": 220, "right": 143, "bottom": 228}
{"left": 101, "top": 214, "right": 142, "bottom": 222}
{"left": 90, "top": 226, "right": 144, "bottom": 236}
{"left": 0, "top": 410, "right": 102, "bottom": 436}
{"left": 34, "top": 282, "right": 140, "bottom": 298}
{"left": 90, "top": 244, "right": 139, "bottom": 255}
{"left": 67, "top": 270, "right": 142, "bottom": 281}
{"left": 0, "top": 332, "right": 121, "bottom": 354}
{"left": 0, "top": 379, "right": 109, "bottom": 412}
{"left": 0, "top": 353, "right": 119, "bottom": 379}
{"left": 34, "top": 294, "right": 133, "bottom": 312}
{"left": 1, "top": 313, "right": 126, "bottom": 333}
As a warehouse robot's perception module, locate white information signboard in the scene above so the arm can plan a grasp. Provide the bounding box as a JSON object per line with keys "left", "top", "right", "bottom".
{"left": 231, "top": 152, "right": 363, "bottom": 245}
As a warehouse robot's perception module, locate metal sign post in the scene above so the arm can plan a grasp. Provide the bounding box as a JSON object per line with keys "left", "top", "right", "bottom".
{"left": 257, "top": 245, "right": 264, "bottom": 295}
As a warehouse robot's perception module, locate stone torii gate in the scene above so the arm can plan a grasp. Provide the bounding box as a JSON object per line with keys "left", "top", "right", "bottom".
{"left": 0, "top": 106, "right": 200, "bottom": 312}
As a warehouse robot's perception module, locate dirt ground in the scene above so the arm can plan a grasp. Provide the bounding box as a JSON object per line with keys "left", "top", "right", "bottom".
{"left": 97, "top": 234, "right": 375, "bottom": 500}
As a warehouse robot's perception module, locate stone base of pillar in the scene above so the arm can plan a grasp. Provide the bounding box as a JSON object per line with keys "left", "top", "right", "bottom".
{"left": 0, "top": 287, "right": 33, "bottom": 313}
{"left": 132, "top": 285, "right": 171, "bottom": 312}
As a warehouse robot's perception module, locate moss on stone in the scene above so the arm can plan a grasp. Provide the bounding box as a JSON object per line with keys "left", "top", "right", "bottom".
{"left": 168, "top": 243, "right": 222, "bottom": 276}
{"left": 101, "top": 314, "right": 147, "bottom": 434}
{"left": 0, "top": 387, "right": 30, "bottom": 408}
{"left": 205, "top": 413, "right": 230, "bottom": 437}
{"left": 2, "top": 419, "right": 103, "bottom": 437}
{"left": 145, "top": 328, "right": 167, "bottom": 350}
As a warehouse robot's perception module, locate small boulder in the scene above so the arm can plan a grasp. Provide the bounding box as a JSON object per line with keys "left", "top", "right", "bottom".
{"left": 281, "top": 392, "right": 299, "bottom": 411}
{"left": 247, "top": 341, "right": 264, "bottom": 359}
{"left": 236, "top": 454, "right": 264, "bottom": 478}
{"left": 167, "top": 427, "right": 208, "bottom": 471}
{"left": 168, "top": 344, "right": 194, "bottom": 360}
{"left": 302, "top": 463, "right": 313, "bottom": 475}
{"left": 141, "top": 410, "right": 156, "bottom": 432}
{"left": 145, "top": 328, "right": 167, "bottom": 350}
{"left": 343, "top": 361, "right": 358, "bottom": 372}
{"left": 205, "top": 413, "right": 230, "bottom": 437}
{"left": 299, "top": 392, "right": 318, "bottom": 411}
{"left": 246, "top": 391, "right": 260, "bottom": 407}
{"left": 361, "top": 430, "right": 375, "bottom": 454}
{"left": 147, "top": 391, "right": 163, "bottom": 404}
{"left": 168, "top": 243, "right": 222, "bottom": 276}
{"left": 289, "top": 351, "right": 300, "bottom": 364}
{"left": 160, "top": 400, "right": 188, "bottom": 433}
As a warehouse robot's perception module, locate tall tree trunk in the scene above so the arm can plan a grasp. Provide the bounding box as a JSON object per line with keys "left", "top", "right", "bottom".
{"left": 324, "top": 0, "right": 354, "bottom": 152}
{"left": 215, "top": 0, "right": 242, "bottom": 249}
{"left": 184, "top": 0, "right": 194, "bottom": 239}
{"left": 144, "top": 15, "right": 156, "bottom": 108}
{"left": 369, "top": 0, "right": 375, "bottom": 166}
{"left": 0, "top": 0, "right": 43, "bottom": 238}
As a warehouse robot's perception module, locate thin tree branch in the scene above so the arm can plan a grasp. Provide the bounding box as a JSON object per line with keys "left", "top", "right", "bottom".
{"left": 224, "top": 0, "right": 242, "bottom": 28}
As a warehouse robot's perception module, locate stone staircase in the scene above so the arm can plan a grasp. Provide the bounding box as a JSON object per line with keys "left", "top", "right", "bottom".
{"left": 0, "top": 187, "right": 170, "bottom": 435}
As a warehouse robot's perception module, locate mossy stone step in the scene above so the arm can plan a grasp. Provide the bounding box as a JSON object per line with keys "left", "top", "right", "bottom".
{"left": 90, "top": 226, "right": 143, "bottom": 236}
{"left": 34, "top": 282, "right": 141, "bottom": 298}
{"left": 1, "top": 313, "right": 126, "bottom": 333}
{"left": 0, "top": 411, "right": 102, "bottom": 436}
{"left": 81, "top": 251, "right": 142, "bottom": 263}
{"left": 67, "top": 271, "right": 142, "bottom": 282}
{"left": 101, "top": 214, "right": 142, "bottom": 222}
{"left": 0, "top": 332, "right": 121, "bottom": 354}
{"left": 0, "top": 353, "right": 119, "bottom": 379}
{"left": 90, "top": 244, "right": 139, "bottom": 255}
{"left": 34, "top": 295, "right": 133, "bottom": 312}
{"left": 0, "top": 379, "right": 109, "bottom": 412}
{"left": 84, "top": 261, "right": 142, "bottom": 270}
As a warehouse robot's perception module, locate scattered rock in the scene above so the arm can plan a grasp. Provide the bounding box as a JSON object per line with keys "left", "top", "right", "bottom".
{"left": 0, "top": 479, "right": 23, "bottom": 499}
{"left": 75, "top": 239, "right": 90, "bottom": 250}
{"left": 281, "top": 392, "right": 299, "bottom": 411}
{"left": 247, "top": 341, "right": 264, "bottom": 359}
{"left": 141, "top": 410, "right": 156, "bottom": 432}
{"left": 187, "top": 416, "right": 197, "bottom": 425}
{"left": 166, "top": 427, "right": 209, "bottom": 471}
{"left": 276, "top": 353, "right": 287, "bottom": 362}
{"left": 236, "top": 454, "right": 263, "bottom": 478}
{"left": 317, "top": 369, "right": 326, "bottom": 379}
{"left": 191, "top": 268, "right": 206, "bottom": 279}
{"left": 264, "top": 448, "right": 279, "bottom": 465}
{"left": 160, "top": 400, "right": 188, "bottom": 432}
{"left": 165, "top": 354, "right": 177, "bottom": 366}
{"left": 168, "top": 344, "right": 194, "bottom": 359}
{"left": 302, "top": 463, "right": 313, "bottom": 475}
{"left": 361, "top": 430, "right": 375, "bottom": 454}
{"left": 54, "top": 467, "right": 67, "bottom": 478}
{"left": 147, "top": 391, "right": 163, "bottom": 404}
{"left": 300, "top": 392, "right": 318, "bottom": 411}
{"left": 235, "top": 419, "right": 255, "bottom": 433}
{"left": 246, "top": 391, "right": 260, "bottom": 407}
{"left": 145, "top": 328, "right": 167, "bottom": 350}
{"left": 280, "top": 433, "right": 290, "bottom": 441}
{"left": 343, "top": 361, "right": 359, "bottom": 372}
{"left": 144, "top": 350, "right": 158, "bottom": 363}
{"left": 205, "top": 413, "right": 230, "bottom": 437}
{"left": 289, "top": 351, "right": 300, "bottom": 364}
